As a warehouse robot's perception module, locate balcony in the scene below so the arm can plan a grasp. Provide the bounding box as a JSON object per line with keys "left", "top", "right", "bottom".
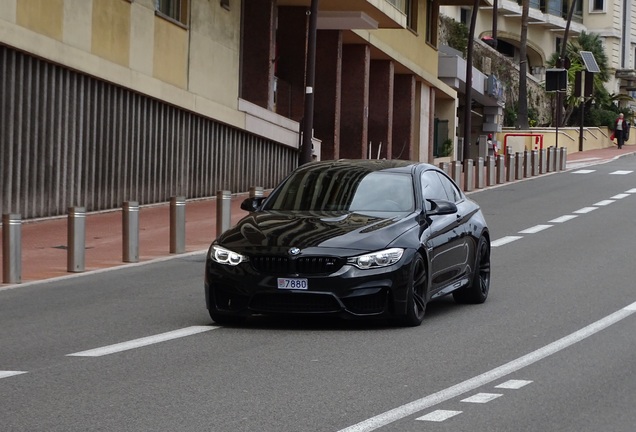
{"left": 498, "top": 0, "right": 583, "bottom": 32}
{"left": 277, "top": 0, "right": 407, "bottom": 29}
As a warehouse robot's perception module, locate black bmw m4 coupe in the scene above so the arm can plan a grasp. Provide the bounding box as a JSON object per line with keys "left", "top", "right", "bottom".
{"left": 205, "top": 159, "right": 490, "bottom": 326}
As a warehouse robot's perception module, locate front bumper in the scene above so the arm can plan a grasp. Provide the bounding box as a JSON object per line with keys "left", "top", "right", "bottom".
{"left": 204, "top": 249, "right": 417, "bottom": 319}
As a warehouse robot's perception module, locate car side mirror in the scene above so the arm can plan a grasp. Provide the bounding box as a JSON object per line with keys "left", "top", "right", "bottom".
{"left": 240, "top": 197, "right": 266, "bottom": 212}
{"left": 426, "top": 199, "right": 458, "bottom": 216}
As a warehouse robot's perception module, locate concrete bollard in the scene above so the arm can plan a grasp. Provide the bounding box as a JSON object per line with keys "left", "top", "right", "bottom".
{"left": 540, "top": 149, "right": 547, "bottom": 174}
{"left": 475, "top": 157, "right": 485, "bottom": 189}
{"left": 560, "top": 147, "right": 568, "bottom": 170}
{"left": 506, "top": 153, "right": 516, "bottom": 182}
{"left": 122, "top": 201, "right": 139, "bottom": 263}
{"left": 451, "top": 161, "right": 462, "bottom": 186}
{"left": 463, "top": 159, "right": 474, "bottom": 191}
{"left": 67, "top": 207, "right": 86, "bottom": 273}
{"left": 170, "top": 196, "right": 186, "bottom": 254}
{"left": 216, "top": 190, "right": 232, "bottom": 238}
{"left": 438, "top": 162, "right": 450, "bottom": 175}
{"left": 531, "top": 150, "right": 540, "bottom": 176}
{"left": 486, "top": 156, "right": 496, "bottom": 186}
{"left": 515, "top": 152, "right": 524, "bottom": 180}
{"left": 2, "top": 213, "right": 22, "bottom": 284}
{"left": 249, "top": 186, "right": 264, "bottom": 198}
{"left": 496, "top": 155, "right": 506, "bottom": 184}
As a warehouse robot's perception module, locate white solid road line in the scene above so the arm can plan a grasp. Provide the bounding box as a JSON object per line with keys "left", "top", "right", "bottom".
{"left": 337, "top": 302, "right": 636, "bottom": 432}
{"left": 67, "top": 326, "right": 218, "bottom": 357}
{"left": 0, "top": 371, "right": 27, "bottom": 379}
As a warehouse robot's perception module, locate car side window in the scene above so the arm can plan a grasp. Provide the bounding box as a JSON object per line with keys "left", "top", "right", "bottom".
{"left": 421, "top": 171, "right": 448, "bottom": 210}
{"left": 436, "top": 172, "right": 462, "bottom": 203}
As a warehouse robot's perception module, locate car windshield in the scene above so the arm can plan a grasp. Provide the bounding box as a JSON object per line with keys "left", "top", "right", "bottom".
{"left": 263, "top": 167, "right": 415, "bottom": 212}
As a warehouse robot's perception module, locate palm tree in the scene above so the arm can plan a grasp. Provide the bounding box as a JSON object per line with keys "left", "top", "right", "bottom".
{"left": 547, "top": 31, "right": 611, "bottom": 125}
{"left": 517, "top": 0, "right": 530, "bottom": 129}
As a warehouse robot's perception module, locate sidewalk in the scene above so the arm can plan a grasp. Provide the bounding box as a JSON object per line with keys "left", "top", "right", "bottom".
{"left": 1, "top": 145, "right": 635, "bottom": 287}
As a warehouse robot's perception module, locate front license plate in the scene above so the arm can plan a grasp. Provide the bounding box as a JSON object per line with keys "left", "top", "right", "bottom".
{"left": 277, "top": 278, "right": 308, "bottom": 290}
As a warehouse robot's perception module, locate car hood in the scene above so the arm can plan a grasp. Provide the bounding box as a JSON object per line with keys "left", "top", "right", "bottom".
{"left": 217, "top": 210, "right": 418, "bottom": 252}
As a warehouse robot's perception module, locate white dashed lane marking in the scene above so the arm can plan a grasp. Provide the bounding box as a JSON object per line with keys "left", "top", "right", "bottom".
{"left": 571, "top": 169, "right": 596, "bottom": 174}
{"left": 549, "top": 215, "right": 578, "bottom": 223}
{"left": 0, "top": 371, "right": 27, "bottom": 380}
{"left": 461, "top": 393, "right": 503, "bottom": 404}
{"left": 67, "top": 326, "right": 218, "bottom": 357}
{"left": 416, "top": 410, "right": 462, "bottom": 422}
{"left": 611, "top": 193, "right": 630, "bottom": 199}
{"left": 491, "top": 236, "right": 522, "bottom": 247}
{"left": 519, "top": 225, "right": 552, "bottom": 234}
{"left": 573, "top": 207, "right": 597, "bottom": 214}
{"left": 495, "top": 379, "right": 533, "bottom": 389}
{"left": 594, "top": 200, "right": 615, "bottom": 206}
{"left": 610, "top": 171, "right": 633, "bottom": 175}
{"left": 627, "top": 188, "right": 636, "bottom": 193}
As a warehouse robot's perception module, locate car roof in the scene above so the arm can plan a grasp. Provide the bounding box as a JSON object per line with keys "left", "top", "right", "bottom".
{"left": 297, "top": 159, "right": 438, "bottom": 174}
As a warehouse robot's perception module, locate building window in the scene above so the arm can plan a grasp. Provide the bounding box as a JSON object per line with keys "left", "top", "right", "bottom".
{"left": 460, "top": 7, "right": 469, "bottom": 26}
{"left": 425, "top": 0, "right": 438, "bottom": 46}
{"left": 591, "top": 0, "right": 604, "bottom": 12}
{"left": 156, "top": 0, "right": 189, "bottom": 25}
{"left": 406, "top": 0, "right": 418, "bottom": 32}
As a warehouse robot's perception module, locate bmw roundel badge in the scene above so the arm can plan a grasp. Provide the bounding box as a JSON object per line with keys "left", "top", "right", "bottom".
{"left": 289, "top": 247, "right": 301, "bottom": 256}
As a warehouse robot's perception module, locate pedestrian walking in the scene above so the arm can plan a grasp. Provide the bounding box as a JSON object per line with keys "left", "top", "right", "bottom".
{"left": 613, "top": 113, "right": 628, "bottom": 149}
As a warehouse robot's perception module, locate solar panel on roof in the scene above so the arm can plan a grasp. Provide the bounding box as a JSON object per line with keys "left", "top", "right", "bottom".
{"left": 580, "top": 51, "right": 601, "bottom": 73}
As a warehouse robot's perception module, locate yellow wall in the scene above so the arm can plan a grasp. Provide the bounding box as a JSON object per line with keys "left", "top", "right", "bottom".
{"left": 16, "top": 0, "right": 64, "bottom": 41}
{"left": 91, "top": 0, "right": 131, "bottom": 67}
{"left": 153, "top": 15, "right": 188, "bottom": 89}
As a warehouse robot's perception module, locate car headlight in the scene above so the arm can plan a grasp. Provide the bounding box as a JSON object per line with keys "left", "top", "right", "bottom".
{"left": 209, "top": 245, "right": 248, "bottom": 266}
{"left": 347, "top": 248, "right": 404, "bottom": 269}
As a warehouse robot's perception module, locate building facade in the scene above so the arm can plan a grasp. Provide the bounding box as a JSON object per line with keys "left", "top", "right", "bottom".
{"left": 1, "top": 0, "right": 470, "bottom": 219}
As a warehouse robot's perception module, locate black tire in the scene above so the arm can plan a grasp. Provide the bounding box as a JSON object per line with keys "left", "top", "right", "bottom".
{"left": 396, "top": 253, "right": 428, "bottom": 327}
{"left": 453, "top": 236, "right": 491, "bottom": 304}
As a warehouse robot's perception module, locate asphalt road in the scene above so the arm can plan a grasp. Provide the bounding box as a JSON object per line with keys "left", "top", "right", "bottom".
{"left": 1, "top": 155, "right": 636, "bottom": 432}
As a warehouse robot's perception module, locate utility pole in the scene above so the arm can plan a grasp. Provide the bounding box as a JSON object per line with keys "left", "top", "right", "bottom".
{"left": 299, "top": 0, "right": 319, "bottom": 166}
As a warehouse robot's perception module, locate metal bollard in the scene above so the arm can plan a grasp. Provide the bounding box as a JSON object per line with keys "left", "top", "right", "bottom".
{"left": 451, "top": 161, "right": 462, "bottom": 185}
{"left": 547, "top": 147, "right": 555, "bottom": 172}
{"left": 496, "top": 155, "right": 506, "bottom": 184}
{"left": 122, "top": 201, "right": 139, "bottom": 263}
{"left": 216, "top": 190, "right": 232, "bottom": 238}
{"left": 540, "top": 149, "right": 547, "bottom": 174}
{"left": 506, "top": 153, "right": 516, "bottom": 182}
{"left": 531, "top": 150, "right": 540, "bottom": 176}
{"left": 170, "top": 196, "right": 186, "bottom": 254}
{"left": 554, "top": 147, "right": 562, "bottom": 171}
{"left": 438, "top": 162, "right": 450, "bottom": 175}
{"left": 67, "top": 207, "right": 86, "bottom": 273}
{"left": 249, "top": 186, "right": 264, "bottom": 198}
{"left": 524, "top": 150, "right": 532, "bottom": 177}
{"left": 486, "top": 156, "right": 496, "bottom": 186}
{"left": 560, "top": 147, "right": 568, "bottom": 170}
{"left": 463, "top": 159, "right": 474, "bottom": 191}
{"left": 515, "top": 152, "right": 524, "bottom": 180}
{"left": 475, "top": 157, "right": 484, "bottom": 189}
{"left": 2, "top": 214, "right": 22, "bottom": 284}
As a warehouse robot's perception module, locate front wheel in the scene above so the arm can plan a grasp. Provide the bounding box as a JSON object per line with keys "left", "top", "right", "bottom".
{"left": 453, "top": 236, "right": 491, "bottom": 304}
{"left": 396, "top": 253, "right": 428, "bottom": 327}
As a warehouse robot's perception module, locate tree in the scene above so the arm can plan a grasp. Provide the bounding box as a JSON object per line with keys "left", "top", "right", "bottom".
{"left": 547, "top": 31, "right": 613, "bottom": 125}
{"left": 517, "top": 0, "right": 530, "bottom": 129}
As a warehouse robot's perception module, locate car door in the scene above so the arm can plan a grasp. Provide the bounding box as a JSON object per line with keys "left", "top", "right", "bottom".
{"left": 420, "top": 170, "right": 470, "bottom": 295}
